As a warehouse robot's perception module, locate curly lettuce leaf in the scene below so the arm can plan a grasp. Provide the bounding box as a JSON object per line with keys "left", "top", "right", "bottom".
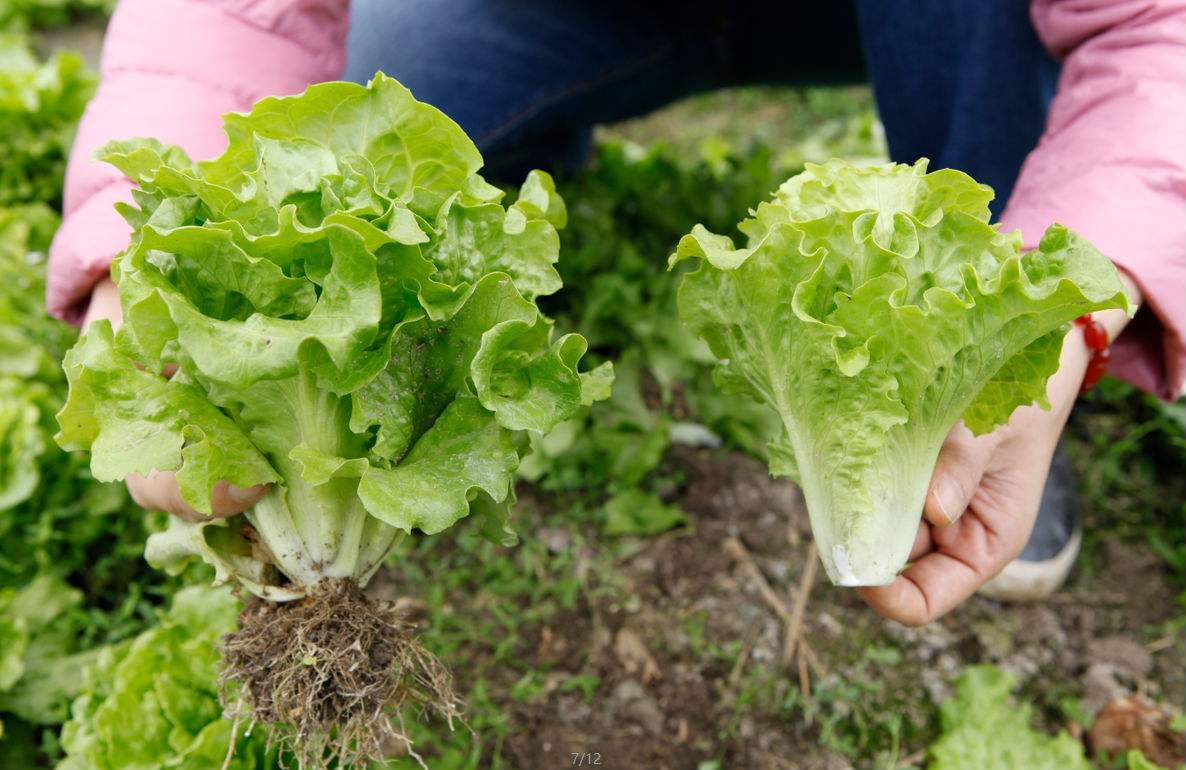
{"left": 671, "top": 159, "right": 1129, "bottom": 585}
{"left": 56, "top": 322, "right": 279, "bottom": 516}
{"left": 0, "top": 204, "right": 73, "bottom": 513}
{"left": 929, "top": 666, "right": 1090, "bottom": 770}
{"left": 0, "top": 379, "right": 46, "bottom": 511}
{"left": 0, "top": 36, "right": 95, "bottom": 206}
{"left": 0, "top": 576, "right": 98, "bottom": 725}
{"left": 55, "top": 586, "right": 275, "bottom": 770}
{"left": 358, "top": 395, "right": 519, "bottom": 535}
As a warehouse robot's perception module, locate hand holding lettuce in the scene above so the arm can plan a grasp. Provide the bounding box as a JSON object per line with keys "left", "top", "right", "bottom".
{"left": 671, "top": 159, "right": 1130, "bottom": 592}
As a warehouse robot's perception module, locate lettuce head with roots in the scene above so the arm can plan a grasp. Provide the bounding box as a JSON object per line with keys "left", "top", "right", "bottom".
{"left": 670, "top": 159, "right": 1129, "bottom": 587}
{"left": 54, "top": 73, "right": 611, "bottom": 763}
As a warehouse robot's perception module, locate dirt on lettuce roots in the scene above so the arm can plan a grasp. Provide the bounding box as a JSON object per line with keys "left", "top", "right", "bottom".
{"left": 220, "top": 578, "right": 459, "bottom": 769}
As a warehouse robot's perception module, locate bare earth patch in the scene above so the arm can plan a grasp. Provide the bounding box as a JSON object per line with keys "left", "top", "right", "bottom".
{"left": 385, "top": 447, "right": 1185, "bottom": 769}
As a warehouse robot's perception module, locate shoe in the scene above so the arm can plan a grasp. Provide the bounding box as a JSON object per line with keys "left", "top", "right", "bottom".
{"left": 978, "top": 442, "right": 1082, "bottom": 602}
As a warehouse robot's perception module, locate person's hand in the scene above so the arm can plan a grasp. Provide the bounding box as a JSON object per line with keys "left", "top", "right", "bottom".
{"left": 82, "top": 277, "right": 269, "bottom": 521}
{"left": 858, "top": 270, "right": 1141, "bottom": 625}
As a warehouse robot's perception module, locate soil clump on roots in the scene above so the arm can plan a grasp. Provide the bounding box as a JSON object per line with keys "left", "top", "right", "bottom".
{"left": 220, "top": 578, "right": 458, "bottom": 769}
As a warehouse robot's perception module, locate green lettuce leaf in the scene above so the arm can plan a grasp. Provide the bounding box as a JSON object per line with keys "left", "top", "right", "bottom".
{"left": 0, "top": 204, "right": 72, "bottom": 512}
{"left": 0, "top": 202, "right": 179, "bottom": 616}
{"left": 1125, "top": 750, "right": 1176, "bottom": 770}
{"left": 0, "top": 1, "right": 115, "bottom": 32}
{"left": 671, "top": 159, "right": 1129, "bottom": 585}
{"left": 0, "top": 35, "right": 95, "bottom": 206}
{"left": 0, "top": 576, "right": 97, "bottom": 725}
{"left": 929, "top": 665, "right": 1090, "bottom": 770}
{"left": 55, "top": 586, "right": 276, "bottom": 770}
{"left": 602, "top": 489, "right": 688, "bottom": 537}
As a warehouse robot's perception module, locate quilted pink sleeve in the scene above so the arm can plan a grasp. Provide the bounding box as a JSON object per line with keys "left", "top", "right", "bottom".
{"left": 1001, "top": 0, "right": 1186, "bottom": 400}
{"left": 46, "top": 0, "right": 350, "bottom": 323}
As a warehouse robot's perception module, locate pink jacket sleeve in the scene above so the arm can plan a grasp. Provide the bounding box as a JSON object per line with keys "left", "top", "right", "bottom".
{"left": 1001, "top": 0, "right": 1186, "bottom": 400}
{"left": 46, "top": 0, "right": 350, "bottom": 323}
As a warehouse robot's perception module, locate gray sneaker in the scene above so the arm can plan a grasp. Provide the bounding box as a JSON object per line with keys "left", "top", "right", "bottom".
{"left": 978, "top": 443, "right": 1082, "bottom": 602}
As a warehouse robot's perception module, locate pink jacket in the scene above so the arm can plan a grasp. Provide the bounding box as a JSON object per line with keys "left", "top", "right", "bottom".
{"left": 48, "top": 0, "right": 1186, "bottom": 399}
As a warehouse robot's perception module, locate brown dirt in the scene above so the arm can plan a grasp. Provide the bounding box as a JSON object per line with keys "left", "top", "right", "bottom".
{"left": 398, "top": 446, "right": 1186, "bottom": 769}
{"left": 500, "top": 448, "right": 864, "bottom": 769}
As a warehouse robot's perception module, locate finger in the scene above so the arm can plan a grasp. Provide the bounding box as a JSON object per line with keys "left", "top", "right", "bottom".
{"left": 128, "top": 470, "right": 202, "bottom": 521}
{"left": 858, "top": 515, "right": 1008, "bottom": 625}
{"left": 209, "top": 479, "right": 268, "bottom": 516}
{"left": 908, "top": 521, "right": 933, "bottom": 561}
{"left": 924, "top": 423, "right": 996, "bottom": 527}
{"left": 82, "top": 277, "right": 122, "bottom": 329}
{"left": 127, "top": 470, "right": 265, "bottom": 521}
{"left": 858, "top": 550, "right": 982, "bottom": 626}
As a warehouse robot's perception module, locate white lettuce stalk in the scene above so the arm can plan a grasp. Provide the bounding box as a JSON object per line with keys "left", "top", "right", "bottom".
{"left": 671, "top": 159, "right": 1129, "bottom": 586}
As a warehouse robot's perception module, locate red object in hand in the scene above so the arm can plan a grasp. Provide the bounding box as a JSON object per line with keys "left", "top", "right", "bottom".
{"left": 1074, "top": 314, "right": 1110, "bottom": 393}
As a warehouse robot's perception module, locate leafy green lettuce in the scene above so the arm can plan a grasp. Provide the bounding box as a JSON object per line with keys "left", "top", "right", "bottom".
{"left": 1, "top": 204, "right": 71, "bottom": 513}
{"left": 929, "top": 665, "right": 1090, "bottom": 770}
{"left": 0, "top": 35, "right": 95, "bottom": 206}
{"left": 0, "top": 202, "right": 184, "bottom": 621}
{"left": 56, "top": 73, "right": 610, "bottom": 600}
{"left": 55, "top": 586, "right": 276, "bottom": 770}
{"left": 0, "top": 0, "right": 113, "bottom": 32}
{"left": 0, "top": 576, "right": 99, "bottom": 736}
{"left": 671, "top": 159, "right": 1129, "bottom": 585}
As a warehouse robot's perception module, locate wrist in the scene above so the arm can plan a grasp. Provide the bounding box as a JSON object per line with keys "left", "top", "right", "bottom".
{"left": 82, "top": 277, "right": 122, "bottom": 330}
{"left": 1066, "top": 266, "right": 1141, "bottom": 394}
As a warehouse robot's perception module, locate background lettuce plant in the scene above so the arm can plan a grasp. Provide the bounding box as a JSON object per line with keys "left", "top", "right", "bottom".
{"left": 0, "top": 34, "right": 94, "bottom": 207}
{"left": 55, "top": 586, "right": 275, "bottom": 770}
{"left": 671, "top": 159, "right": 1129, "bottom": 585}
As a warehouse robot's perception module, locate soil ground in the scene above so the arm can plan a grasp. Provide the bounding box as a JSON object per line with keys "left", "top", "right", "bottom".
{"left": 381, "top": 443, "right": 1186, "bottom": 770}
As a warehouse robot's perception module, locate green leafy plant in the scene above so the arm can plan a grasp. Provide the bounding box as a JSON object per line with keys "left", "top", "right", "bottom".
{"left": 671, "top": 159, "right": 1129, "bottom": 585}
{"left": 928, "top": 665, "right": 1089, "bottom": 770}
{"left": 520, "top": 141, "right": 792, "bottom": 534}
{"left": 0, "top": 576, "right": 100, "bottom": 740}
{"left": 552, "top": 139, "right": 790, "bottom": 460}
{"left": 54, "top": 73, "right": 609, "bottom": 764}
{"left": 0, "top": 35, "right": 95, "bottom": 206}
{"left": 1126, "top": 750, "right": 1175, "bottom": 770}
{"left": 602, "top": 487, "right": 688, "bottom": 537}
{"left": 55, "top": 586, "right": 276, "bottom": 770}
{"left": 1, "top": 203, "right": 68, "bottom": 514}
{"left": 0, "top": 0, "right": 113, "bottom": 32}
{"left": 1070, "top": 379, "right": 1186, "bottom": 591}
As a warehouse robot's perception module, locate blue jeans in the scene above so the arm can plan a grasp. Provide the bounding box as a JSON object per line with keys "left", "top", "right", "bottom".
{"left": 344, "top": 0, "right": 1058, "bottom": 218}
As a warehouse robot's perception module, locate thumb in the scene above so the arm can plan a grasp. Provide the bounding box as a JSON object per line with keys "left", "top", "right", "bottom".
{"left": 924, "top": 423, "right": 995, "bottom": 527}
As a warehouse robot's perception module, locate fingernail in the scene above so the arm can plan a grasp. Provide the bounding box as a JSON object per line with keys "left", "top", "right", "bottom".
{"left": 932, "top": 478, "right": 964, "bottom": 525}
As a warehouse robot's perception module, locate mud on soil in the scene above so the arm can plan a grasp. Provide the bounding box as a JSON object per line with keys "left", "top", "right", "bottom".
{"left": 388, "top": 447, "right": 1186, "bottom": 769}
